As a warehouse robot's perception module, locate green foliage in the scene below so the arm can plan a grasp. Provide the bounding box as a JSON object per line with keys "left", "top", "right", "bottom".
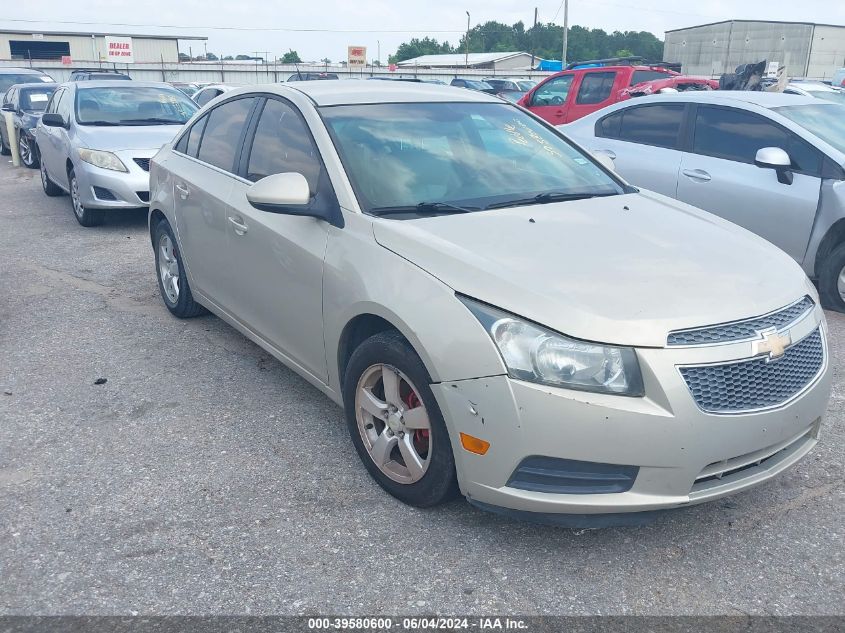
{"left": 281, "top": 50, "right": 302, "bottom": 64}
{"left": 205, "top": 52, "right": 219, "bottom": 61}
{"left": 390, "top": 23, "right": 663, "bottom": 64}
{"left": 389, "top": 37, "right": 455, "bottom": 63}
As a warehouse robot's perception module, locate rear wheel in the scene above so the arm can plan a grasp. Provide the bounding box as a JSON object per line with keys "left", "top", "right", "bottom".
{"left": 819, "top": 242, "right": 845, "bottom": 312}
{"left": 69, "top": 168, "right": 103, "bottom": 227}
{"left": 0, "top": 133, "right": 9, "bottom": 156}
{"left": 343, "top": 330, "right": 458, "bottom": 507}
{"left": 39, "top": 155, "right": 63, "bottom": 196}
{"left": 153, "top": 219, "right": 206, "bottom": 318}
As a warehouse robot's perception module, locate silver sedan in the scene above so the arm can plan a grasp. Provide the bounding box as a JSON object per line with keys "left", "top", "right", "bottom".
{"left": 35, "top": 81, "right": 197, "bottom": 226}
{"left": 148, "top": 82, "right": 830, "bottom": 525}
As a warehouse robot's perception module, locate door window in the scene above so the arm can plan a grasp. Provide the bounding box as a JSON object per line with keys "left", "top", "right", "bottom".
{"left": 195, "top": 89, "right": 220, "bottom": 107}
{"left": 46, "top": 88, "right": 64, "bottom": 114}
{"left": 576, "top": 72, "right": 617, "bottom": 104}
{"left": 56, "top": 89, "right": 74, "bottom": 122}
{"left": 531, "top": 75, "right": 573, "bottom": 106}
{"left": 245, "top": 98, "right": 321, "bottom": 190}
{"left": 693, "top": 106, "right": 821, "bottom": 175}
{"left": 196, "top": 97, "right": 256, "bottom": 173}
{"left": 174, "top": 115, "right": 208, "bottom": 157}
{"left": 618, "top": 104, "right": 685, "bottom": 149}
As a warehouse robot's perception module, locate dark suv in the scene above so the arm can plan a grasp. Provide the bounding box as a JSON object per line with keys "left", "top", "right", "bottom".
{"left": 69, "top": 69, "right": 131, "bottom": 81}
{"left": 0, "top": 67, "right": 54, "bottom": 94}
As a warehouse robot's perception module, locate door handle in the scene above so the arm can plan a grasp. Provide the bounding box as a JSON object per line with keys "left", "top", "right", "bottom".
{"left": 175, "top": 183, "right": 190, "bottom": 199}
{"left": 228, "top": 216, "right": 249, "bottom": 235}
{"left": 682, "top": 169, "right": 711, "bottom": 182}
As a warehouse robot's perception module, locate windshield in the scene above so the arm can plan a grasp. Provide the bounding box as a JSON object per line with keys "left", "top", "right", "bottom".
{"left": 775, "top": 103, "right": 845, "bottom": 155}
{"left": 75, "top": 86, "right": 198, "bottom": 125}
{"left": 0, "top": 73, "right": 49, "bottom": 94}
{"left": 321, "top": 102, "right": 624, "bottom": 215}
{"left": 517, "top": 80, "right": 536, "bottom": 91}
{"left": 465, "top": 80, "right": 493, "bottom": 91}
{"left": 20, "top": 87, "right": 55, "bottom": 112}
{"left": 804, "top": 89, "right": 845, "bottom": 106}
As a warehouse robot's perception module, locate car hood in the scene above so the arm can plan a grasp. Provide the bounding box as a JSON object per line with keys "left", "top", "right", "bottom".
{"left": 372, "top": 191, "right": 813, "bottom": 348}
{"left": 75, "top": 124, "right": 184, "bottom": 152}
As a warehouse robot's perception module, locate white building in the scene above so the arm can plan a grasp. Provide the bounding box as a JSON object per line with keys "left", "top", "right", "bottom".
{"left": 396, "top": 52, "right": 536, "bottom": 71}
{"left": 0, "top": 29, "right": 207, "bottom": 64}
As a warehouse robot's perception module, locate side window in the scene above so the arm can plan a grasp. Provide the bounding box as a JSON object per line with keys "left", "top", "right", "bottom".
{"left": 630, "top": 70, "right": 670, "bottom": 86}
{"left": 619, "top": 104, "right": 685, "bottom": 149}
{"left": 596, "top": 111, "right": 622, "bottom": 138}
{"left": 57, "top": 89, "right": 74, "bottom": 121}
{"left": 45, "top": 89, "right": 61, "bottom": 114}
{"left": 532, "top": 75, "right": 573, "bottom": 106}
{"left": 195, "top": 90, "right": 216, "bottom": 107}
{"left": 693, "top": 106, "right": 821, "bottom": 175}
{"left": 186, "top": 116, "right": 207, "bottom": 157}
{"left": 245, "top": 98, "right": 321, "bottom": 190}
{"left": 4, "top": 88, "right": 15, "bottom": 106}
{"left": 196, "top": 97, "right": 255, "bottom": 172}
{"left": 576, "top": 72, "right": 617, "bottom": 105}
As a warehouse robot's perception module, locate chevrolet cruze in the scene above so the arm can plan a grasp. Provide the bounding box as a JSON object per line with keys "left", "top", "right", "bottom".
{"left": 148, "top": 82, "right": 831, "bottom": 525}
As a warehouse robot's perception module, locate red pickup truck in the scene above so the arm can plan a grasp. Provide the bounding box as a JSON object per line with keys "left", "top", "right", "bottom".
{"left": 518, "top": 64, "right": 716, "bottom": 124}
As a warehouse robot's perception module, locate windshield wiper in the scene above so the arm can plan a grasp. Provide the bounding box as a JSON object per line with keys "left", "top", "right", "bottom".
{"left": 370, "top": 201, "right": 479, "bottom": 217}
{"left": 485, "top": 191, "right": 618, "bottom": 210}
{"left": 117, "top": 118, "right": 186, "bottom": 125}
{"left": 80, "top": 120, "right": 120, "bottom": 126}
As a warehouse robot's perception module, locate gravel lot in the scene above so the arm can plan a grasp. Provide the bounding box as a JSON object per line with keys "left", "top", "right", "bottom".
{"left": 0, "top": 157, "right": 843, "bottom": 616}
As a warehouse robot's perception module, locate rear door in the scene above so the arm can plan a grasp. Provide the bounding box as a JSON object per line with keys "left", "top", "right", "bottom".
{"left": 676, "top": 104, "right": 822, "bottom": 262}
{"left": 590, "top": 102, "right": 687, "bottom": 197}
{"left": 565, "top": 70, "right": 620, "bottom": 122}
{"left": 224, "top": 95, "right": 333, "bottom": 380}
{"left": 39, "top": 88, "right": 68, "bottom": 183}
{"left": 525, "top": 73, "right": 575, "bottom": 125}
{"left": 0, "top": 87, "right": 15, "bottom": 148}
{"left": 169, "top": 96, "right": 259, "bottom": 307}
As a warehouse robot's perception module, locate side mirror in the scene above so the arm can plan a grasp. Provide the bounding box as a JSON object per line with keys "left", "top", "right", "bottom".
{"left": 247, "top": 172, "right": 316, "bottom": 215}
{"left": 755, "top": 147, "right": 793, "bottom": 185}
{"left": 592, "top": 151, "right": 615, "bottom": 172}
{"left": 1, "top": 103, "right": 15, "bottom": 112}
{"left": 41, "top": 113, "right": 66, "bottom": 128}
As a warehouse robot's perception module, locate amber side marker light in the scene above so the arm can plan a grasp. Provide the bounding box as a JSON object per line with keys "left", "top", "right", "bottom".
{"left": 460, "top": 433, "right": 491, "bottom": 455}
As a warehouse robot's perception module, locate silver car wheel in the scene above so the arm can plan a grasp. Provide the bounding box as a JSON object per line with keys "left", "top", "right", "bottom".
{"left": 158, "top": 233, "right": 180, "bottom": 304}
{"left": 40, "top": 159, "right": 48, "bottom": 189}
{"left": 838, "top": 265, "right": 845, "bottom": 302}
{"left": 355, "top": 363, "right": 432, "bottom": 484}
{"left": 70, "top": 175, "right": 84, "bottom": 220}
{"left": 19, "top": 135, "right": 33, "bottom": 167}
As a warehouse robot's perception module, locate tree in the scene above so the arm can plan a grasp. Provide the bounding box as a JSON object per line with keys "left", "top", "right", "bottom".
{"left": 178, "top": 52, "right": 190, "bottom": 62}
{"left": 205, "top": 52, "right": 219, "bottom": 61}
{"left": 281, "top": 50, "right": 302, "bottom": 64}
{"left": 223, "top": 55, "right": 234, "bottom": 61}
{"left": 235, "top": 54, "right": 253, "bottom": 60}
{"left": 321, "top": 58, "right": 331, "bottom": 65}
{"left": 389, "top": 37, "right": 454, "bottom": 63}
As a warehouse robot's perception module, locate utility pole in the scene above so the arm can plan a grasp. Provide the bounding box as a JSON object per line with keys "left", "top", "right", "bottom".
{"left": 377, "top": 40, "right": 381, "bottom": 66}
{"left": 530, "top": 7, "right": 538, "bottom": 68}
{"left": 465, "top": 11, "right": 470, "bottom": 69}
{"left": 561, "top": 0, "right": 569, "bottom": 69}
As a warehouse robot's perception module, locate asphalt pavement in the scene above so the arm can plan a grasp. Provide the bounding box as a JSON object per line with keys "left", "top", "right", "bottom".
{"left": 0, "top": 158, "right": 842, "bottom": 615}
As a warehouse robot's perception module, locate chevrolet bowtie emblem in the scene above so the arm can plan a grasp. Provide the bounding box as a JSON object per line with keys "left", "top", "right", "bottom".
{"left": 753, "top": 329, "right": 792, "bottom": 361}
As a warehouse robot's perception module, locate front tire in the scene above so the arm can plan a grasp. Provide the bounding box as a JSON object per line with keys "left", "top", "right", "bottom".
{"left": 39, "top": 155, "right": 63, "bottom": 197}
{"left": 343, "top": 330, "right": 458, "bottom": 507}
{"left": 819, "top": 242, "right": 845, "bottom": 312}
{"left": 19, "top": 133, "right": 38, "bottom": 168}
{"left": 69, "top": 168, "right": 103, "bottom": 227}
{"left": 153, "top": 219, "right": 206, "bottom": 318}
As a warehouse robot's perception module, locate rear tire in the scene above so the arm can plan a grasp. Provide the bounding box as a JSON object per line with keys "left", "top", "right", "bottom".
{"left": 0, "top": 134, "right": 10, "bottom": 156}
{"left": 343, "top": 330, "right": 458, "bottom": 507}
{"left": 819, "top": 242, "right": 845, "bottom": 313}
{"left": 39, "top": 155, "right": 63, "bottom": 197}
{"left": 153, "top": 219, "right": 206, "bottom": 318}
{"left": 69, "top": 168, "right": 103, "bottom": 227}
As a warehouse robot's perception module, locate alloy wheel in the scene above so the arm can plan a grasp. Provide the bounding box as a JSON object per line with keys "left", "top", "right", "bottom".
{"left": 838, "top": 264, "right": 845, "bottom": 303}
{"left": 158, "top": 233, "right": 180, "bottom": 304}
{"left": 19, "top": 136, "right": 32, "bottom": 167}
{"left": 70, "top": 176, "right": 84, "bottom": 220}
{"left": 355, "top": 364, "right": 432, "bottom": 484}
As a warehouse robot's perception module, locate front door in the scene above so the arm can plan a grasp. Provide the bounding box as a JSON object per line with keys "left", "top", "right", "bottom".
{"left": 676, "top": 105, "right": 822, "bottom": 263}
{"left": 526, "top": 74, "right": 575, "bottom": 125}
{"left": 225, "top": 96, "right": 331, "bottom": 380}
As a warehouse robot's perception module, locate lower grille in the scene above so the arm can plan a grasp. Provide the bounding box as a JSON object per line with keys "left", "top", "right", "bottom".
{"left": 133, "top": 157, "right": 151, "bottom": 171}
{"left": 680, "top": 328, "right": 823, "bottom": 414}
{"left": 136, "top": 191, "right": 150, "bottom": 203}
{"left": 507, "top": 456, "right": 639, "bottom": 494}
{"left": 92, "top": 186, "right": 116, "bottom": 201}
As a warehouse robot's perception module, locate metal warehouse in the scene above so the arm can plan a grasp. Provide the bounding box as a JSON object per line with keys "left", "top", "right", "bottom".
{"left": 664, "top": 20, "right": 845, "bottom": 80}
{"left": 0, "top": 29, "right": 206, "bottom": 64}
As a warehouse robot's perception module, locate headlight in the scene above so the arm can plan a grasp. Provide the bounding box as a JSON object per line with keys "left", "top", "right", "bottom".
{"left": 459, "top": 296, "right": 644, "bottom": 396}
{"left": 77, "top": 148, "right": 128, "bottom": 172}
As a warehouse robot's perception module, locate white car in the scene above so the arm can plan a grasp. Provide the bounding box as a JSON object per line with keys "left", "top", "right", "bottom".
{"left": 784, "top": 81, "right": 845, "bottom": 105}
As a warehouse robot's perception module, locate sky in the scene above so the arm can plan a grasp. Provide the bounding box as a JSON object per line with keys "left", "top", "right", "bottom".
{"left": 3, "top": 0, "right": 845, "bottom": 64}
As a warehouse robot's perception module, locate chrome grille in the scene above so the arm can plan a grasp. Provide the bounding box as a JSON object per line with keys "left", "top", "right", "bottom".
{"left": 679, "top": 328, "right": 823, "bottom": 414}
{"left": 667, "top": 296, "right": 813, "bottom": 346}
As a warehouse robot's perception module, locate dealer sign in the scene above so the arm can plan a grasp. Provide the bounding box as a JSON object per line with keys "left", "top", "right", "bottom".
{"left": 105, "top": 36, "right": 134, "bottom": 63}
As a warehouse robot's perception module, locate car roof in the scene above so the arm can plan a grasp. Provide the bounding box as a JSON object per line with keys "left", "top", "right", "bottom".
{"left": 10, "top": 82, "right": 58, "bottom": 90}
{"left": 612, "top": 90, "right": 821, "bottom": 109}
{"left": 68, "top": 80, "right": 181, "bottom": 90}
{"left": 789, "top": 81, "right": 842, "bottom": 92}
{"left": 276, "top": 79, "right": 500, "bottom": 106}
{"left": 0, "top": 67, "right": 48, "bottom": 75}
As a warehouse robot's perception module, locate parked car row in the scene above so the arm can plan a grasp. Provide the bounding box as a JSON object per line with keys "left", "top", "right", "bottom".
{"left": 1, "top": 72, "right": 838, "bottom": 526}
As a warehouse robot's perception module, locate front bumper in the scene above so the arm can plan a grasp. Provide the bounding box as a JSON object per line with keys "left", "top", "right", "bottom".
{"left": 74, "top": 149, "right": 155, "bottom": 209}
{"left": 432, "top": 307, "right": 831, "bottom": 517}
